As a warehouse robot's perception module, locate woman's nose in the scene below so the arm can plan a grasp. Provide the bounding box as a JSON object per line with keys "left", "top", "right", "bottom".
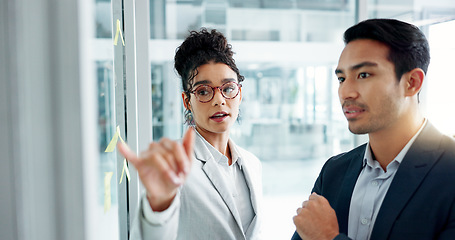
{"left": 211, "top": 88, "right": 226, "bottom": 106}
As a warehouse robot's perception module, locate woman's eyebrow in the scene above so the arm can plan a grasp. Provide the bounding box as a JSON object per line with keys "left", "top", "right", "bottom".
{"left": 194, "top": 78, "right": 237, "bottom": 87}
{"left": 193, "top": 80, "right": 211, "bottom": 87}
{"left": 221, "top": 78, "right": 237, "bottom": 83}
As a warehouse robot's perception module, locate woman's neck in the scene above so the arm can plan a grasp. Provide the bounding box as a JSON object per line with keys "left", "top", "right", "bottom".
{"left": 195, "top": 126, "right": 232, "bottom": 165}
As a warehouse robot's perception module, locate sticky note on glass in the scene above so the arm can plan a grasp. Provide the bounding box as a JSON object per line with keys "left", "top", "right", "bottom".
{"left": 104, "top": 172, "right": 114, "bottom": 213}
{"left": 105, "top": 125, "right": 125, "bottom": 152}
{"left": 113, "top": 19, "right": 125, "bottom": 46}
{"left": 119, "top": 159, "right": 131, "bottom": 184}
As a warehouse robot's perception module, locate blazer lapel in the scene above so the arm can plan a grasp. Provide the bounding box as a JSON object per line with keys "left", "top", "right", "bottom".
{"left": 202, "top": 160, "right": 244, "bottom": 231}
{"left": 239, "top": 151, "right": 261, "bottom": 216}
{"left": 193, "top": 134, "right": 244, "bottom": 233}
{"left": 335, "top": 146, "right": 365, "bottom": 234}
{"left": 371, "top": 123, "right": 444, "bottom": 240}
{"left": 240, "top": 154, "right": 261, "bottom": 237}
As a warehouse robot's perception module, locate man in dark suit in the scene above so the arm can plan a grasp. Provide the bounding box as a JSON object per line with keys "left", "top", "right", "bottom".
{"left": 292, "top": 18, "right": 455, "bottom": 240}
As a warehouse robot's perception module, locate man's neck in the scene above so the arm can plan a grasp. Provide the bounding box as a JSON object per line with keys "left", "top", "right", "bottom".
{"left": 368, "top": 117, "right": 425, "bottom": 170}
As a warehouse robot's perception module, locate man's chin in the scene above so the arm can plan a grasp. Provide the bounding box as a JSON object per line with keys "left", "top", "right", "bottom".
{"left": 348, "top": 124, "right": 370, "bottom": 135}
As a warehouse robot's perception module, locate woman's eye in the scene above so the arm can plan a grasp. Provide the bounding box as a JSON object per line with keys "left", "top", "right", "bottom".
{"left": 359, "top": 72, "right": 370, "bottom": 79}
{"left": 223, "top": 87, "right": 234, "bottom": 94}
{"left": 197, "top": 89, "right": 210, "bottom": 96}
{"left": 338, "top": 77, "right": 345, "bottom": 83}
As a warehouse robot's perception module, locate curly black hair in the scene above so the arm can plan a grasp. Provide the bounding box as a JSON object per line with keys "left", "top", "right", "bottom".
{"left": 174, "top": 28, "right": 244, "bottom": 101}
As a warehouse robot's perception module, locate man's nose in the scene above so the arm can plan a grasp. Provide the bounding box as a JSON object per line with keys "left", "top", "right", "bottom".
{"left": 338, "top": 77, "right": 359, "bottom": 101}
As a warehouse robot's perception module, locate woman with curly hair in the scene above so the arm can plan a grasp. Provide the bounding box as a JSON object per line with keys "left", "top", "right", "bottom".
{"left": 119, "top": 28, "right": 263, "bottom": 240}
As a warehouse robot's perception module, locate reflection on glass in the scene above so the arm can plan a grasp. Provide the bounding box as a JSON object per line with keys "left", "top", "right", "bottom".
{"left": 151, "top": 65, "right": 164, "bottom": 141}
{"left": 96, "top": 0, "right": 113, "bottom": 38}
{"left": 96, "top": 60, "right": 119, "bottom": 240}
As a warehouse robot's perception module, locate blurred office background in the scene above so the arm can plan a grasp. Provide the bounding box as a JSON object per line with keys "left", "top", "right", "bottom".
{"left": 1, "top": 0, "right": 455, "bottom": 239}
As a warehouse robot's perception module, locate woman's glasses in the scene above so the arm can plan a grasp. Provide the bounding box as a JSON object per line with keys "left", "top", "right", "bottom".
{"left": 190, "top": 82, "right": 241, "bottom": 103}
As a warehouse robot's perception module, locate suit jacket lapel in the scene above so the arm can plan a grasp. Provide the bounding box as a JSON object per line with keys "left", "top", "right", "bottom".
{"left": 239, "top": 153, "right": 261, "bottom": 237}
{"left": 202, "top": 160, "right": 243, "bottom": 228}
{"left": 242, "top": 163, "right": 259, "bottom": 215}
{"left": 371, "top": 123, "right": 444, "bottom": 240}
{"left": 335, "top": 146, "right": 365, "bottom": 234}
{"left": 193, "top": 134, "right": 244, "bottom": 233}
{"left": 237, "top": 147, "right": 261, "bottom": 216}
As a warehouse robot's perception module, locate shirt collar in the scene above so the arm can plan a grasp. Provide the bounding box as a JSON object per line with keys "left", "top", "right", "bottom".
{"left": 363, "top": 118, "right": 427, "bottom": 169}
{"left": 194, "top": 129, "right": 242, "bottom": 168}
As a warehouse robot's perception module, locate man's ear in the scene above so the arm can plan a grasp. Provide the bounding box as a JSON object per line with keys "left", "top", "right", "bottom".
{"left": 182, "top": 92, "right": 191, "bottom": 110}
{"left": 404, "top": 68, "right": 425, "bottom": 97}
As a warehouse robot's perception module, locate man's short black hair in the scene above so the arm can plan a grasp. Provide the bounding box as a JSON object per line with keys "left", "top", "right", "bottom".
{"left": 344, "top": 18, "right": 430, "bottom": 81}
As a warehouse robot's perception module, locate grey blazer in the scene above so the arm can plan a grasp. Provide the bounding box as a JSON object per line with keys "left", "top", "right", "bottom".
{"left": 131, "top": 133, "right": 263, "bottom": 240}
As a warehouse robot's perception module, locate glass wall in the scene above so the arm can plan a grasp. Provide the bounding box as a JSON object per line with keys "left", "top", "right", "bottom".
{"left": 94, "top": 0, "right": 120, "bottom": 238}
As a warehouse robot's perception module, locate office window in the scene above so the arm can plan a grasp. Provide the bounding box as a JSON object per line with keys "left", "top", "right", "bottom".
{"left": 427, "top": 19, "right": 455, "bottom": 137}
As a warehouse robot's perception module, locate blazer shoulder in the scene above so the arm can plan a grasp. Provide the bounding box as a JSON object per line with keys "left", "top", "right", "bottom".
{"left": 235, "top": 144, "right": 262, "bottom": 166}
{"left": 441, "top": 134, "right": 455, "bottom": 155}
{"left": 314, "top": 143, "right": 366, "bottom": 189}
{"left": 324, "top": 143, "right": 366, "bottom": 168}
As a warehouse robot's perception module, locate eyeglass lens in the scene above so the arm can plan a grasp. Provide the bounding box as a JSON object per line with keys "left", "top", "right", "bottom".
{"left": 194, "top": 82, "right": 239, "bottom": 102}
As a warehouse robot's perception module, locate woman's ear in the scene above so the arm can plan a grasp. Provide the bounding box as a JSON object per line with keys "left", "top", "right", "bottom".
{"left": 182, "top": 92, "right": 191, "bottom": 110}
{"left": 405, "top": 68, "right": 425, "bottom": 97}
{"left": 239, "top": 87, "right": 242, "bottom": 102}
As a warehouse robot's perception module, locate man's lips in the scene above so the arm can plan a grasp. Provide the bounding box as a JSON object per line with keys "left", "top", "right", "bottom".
{"left": 343, "top": 108, "right": 365, "bottom": 114}
{"left": 343, "top": 106, "right": 366, "bottom": 119}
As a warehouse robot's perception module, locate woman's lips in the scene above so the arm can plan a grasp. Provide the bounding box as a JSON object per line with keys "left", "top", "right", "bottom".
{"left": 210, "top": 112, "right": 229, "bottom": 122}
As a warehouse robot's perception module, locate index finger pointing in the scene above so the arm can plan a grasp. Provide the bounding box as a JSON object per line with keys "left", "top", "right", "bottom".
{"left": 117, "top": 142, "right": 139, "bottom": 165}
{"left": 182, "top": 127, "right": 195, "bottom": 159}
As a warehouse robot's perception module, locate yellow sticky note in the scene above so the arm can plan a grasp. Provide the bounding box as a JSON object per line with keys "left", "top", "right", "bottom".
{"left": 119, "top": 159, "right": 131, "bottom": 184}
{"left": 119, "top": 133, "right": 126, "bottom": 144}
{"left": 104, "top": 129, "right": 119, "bottom": 152}
{"left": 113, "top": 19, "right": 125, "bottom": 46}
{"left": 104, "top": 172, "right": 114, "bottom": 213}
{"left": 105, "top": 126, "right": 124, "bottom": 152}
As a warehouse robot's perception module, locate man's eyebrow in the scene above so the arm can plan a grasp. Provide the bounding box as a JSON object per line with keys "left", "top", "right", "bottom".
{"left": 351, "top": 61, "right": 378, "bottom": 70}
{"left": 335, "top": 61, "right": 378, "bottom": 75}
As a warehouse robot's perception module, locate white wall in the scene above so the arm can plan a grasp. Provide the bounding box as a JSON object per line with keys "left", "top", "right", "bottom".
{"left": 0, "top": 0, "right": 97, "bottom": 239}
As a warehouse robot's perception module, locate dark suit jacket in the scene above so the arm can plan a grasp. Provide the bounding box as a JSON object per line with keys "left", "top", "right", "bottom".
{"left": 292, "top": 122, "right": 455, "bottom": 240}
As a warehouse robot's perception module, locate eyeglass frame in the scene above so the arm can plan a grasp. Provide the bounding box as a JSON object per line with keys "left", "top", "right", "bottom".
{"left": 189, "top": 81, "right": 242, "bottom": 103}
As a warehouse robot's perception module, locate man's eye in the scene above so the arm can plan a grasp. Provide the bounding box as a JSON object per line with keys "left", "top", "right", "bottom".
{"left": 359, "top": 73, "right": 370, "bottom": 79}
{"left": 338, "top": 77, "right": 345, "bottom": 83}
